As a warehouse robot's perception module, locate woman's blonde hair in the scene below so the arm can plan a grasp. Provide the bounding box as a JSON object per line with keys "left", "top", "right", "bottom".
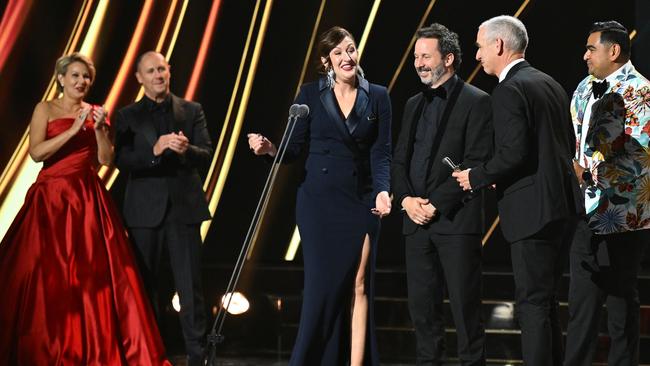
{"left": 54, "top": 52, "right": 96, "bottom": 93}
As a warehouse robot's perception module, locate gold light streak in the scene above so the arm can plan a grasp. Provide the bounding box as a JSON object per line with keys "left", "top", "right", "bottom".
{"left": 79, "top": 0, "right": 108, "bottom": 58}
{"left": 67, "top": 0, "right": 94, "bottom": 55}
{"left": 476, "top": 0, "right": 530, "bottom": 245}
{"left": 103, "top": 0, "right": 154, "bottom": 114}
{"left": 467, "top": 0, "right": 530, "bottom": 85}
{"left": 294, "top": 0, "right": 327, "bottom": 96}
{"left": 267, "top": 0, "right": 326, "bottom": 261}
{"left": 166, "top": 0, "right": 189, "bottom": 60}
{"left": 98, "top": 0, "right": 154, "bottom": 183}
{"left": 0, "top": 0, "right": 92, "bottom": 200}
{"left": 156, "top": 0, "right": 179, "bottom": 51}
{"left": 482, "top": 216, "right": 500, "bottom": 246}
{"left": 356, "top": 0, "right": 381, "bottom": 61}
{"left": 285, "top": 1, "right": 384, "bottom": 261}
{"left": 105, "top": 0, "right": 189, "bottom": 187}
{"left": 0, "top": 0, "right": 34, "bottom": 73}
{"left": 203, "top": 0, "right": 262, "bottom": 194}
{"left": 388, "top": 0, "right": 437, "bottom": 92}
{"left": 185, "top": 0, "right": 222, "bottom": 101}
{"left": 630, "top": 29, "right": 636, "bottom": 40}
{"left": 134, "top": 0, "right": 185, "bottom": 102}
{"left": 222, "top": 0, "right": 325, "bottom": 252}
{"left": 200, "top": 0, "right": 273, "bottom": 240}
{"left": 0, "top": 0, "right": 101, "bottom": 240}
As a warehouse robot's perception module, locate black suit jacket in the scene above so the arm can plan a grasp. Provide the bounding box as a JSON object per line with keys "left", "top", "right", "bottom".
{"left": 392, "top": 78, "right": 493, "bottom": 235}
{"left": 469, "top": 61, "right": 583, "bottom": 242}
{"left": 114, "top": 93, "right": 213, "bottom": 228}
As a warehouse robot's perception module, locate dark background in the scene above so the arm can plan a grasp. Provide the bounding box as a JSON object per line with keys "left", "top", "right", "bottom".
{"left": 0, "top": 0, "right": 647, "bottom": 360}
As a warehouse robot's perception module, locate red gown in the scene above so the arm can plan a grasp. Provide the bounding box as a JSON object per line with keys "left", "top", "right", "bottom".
{"left": 0, "top": 117, "right": 172, "bottom": 366}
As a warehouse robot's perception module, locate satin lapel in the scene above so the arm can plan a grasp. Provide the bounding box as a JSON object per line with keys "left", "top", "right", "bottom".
{"left": 134, "top": 100, "right": 158, "bottom": 147}
{"left": 425, "top": 78, "right": 464, "bottom": 184}
{"left": 319, "top": 83, "right": 360, "bottom": 154}
{"left": 403, "top": 94, "right": 426, "bottom": 195}
{"left": 347, "top": 78, "right": 370, "bottom": 135}
{"left": 171, "top": 94, "right": 186, "bottom": 134}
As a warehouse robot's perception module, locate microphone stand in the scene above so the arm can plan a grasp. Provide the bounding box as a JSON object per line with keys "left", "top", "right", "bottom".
{"left": 205, "top": 107, "right": 303, "bottom": 366}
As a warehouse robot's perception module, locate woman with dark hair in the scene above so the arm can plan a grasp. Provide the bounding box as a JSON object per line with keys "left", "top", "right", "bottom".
{"left": 248, "top": 27, "right": 392, "bottom": 365}
{"left": 0, "top": 53, "right": 171, "bottom": 366}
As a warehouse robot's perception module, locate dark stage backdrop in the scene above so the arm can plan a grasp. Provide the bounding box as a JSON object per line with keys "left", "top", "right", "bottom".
{"left": 0, "top": 0, "right": 644, "bottom": 350}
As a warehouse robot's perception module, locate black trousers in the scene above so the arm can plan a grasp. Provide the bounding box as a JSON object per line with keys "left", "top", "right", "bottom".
{"left": 510, "top": 218, "right": 576, "bottom": 366}
{"left": 405, "top": 228, "right": 485, "bottom": 366}
{"left": 564, "top": 219, "right": 648, "bottom": 366}
{"left": 129, "top": 219, "right": 207, "bottom": 362}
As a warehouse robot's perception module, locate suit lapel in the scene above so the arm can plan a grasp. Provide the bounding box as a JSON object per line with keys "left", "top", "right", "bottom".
{"left": 401, "top": 94, "right": 426, "bottom": 195}
{"left": 346, "top": 78, "right": 370, "bottom": 135}
{"left": 425, "top": 78, "right": 464, "bottom": 185}
{"left": 171, "top": 94, "right": 187, "bottom": 133}
{"left": 319, "top": 78, "right": 361, "bottom": 154}
{"left": 134, "top": 99, "right": 158, "bottom": 146}
{"left": 501, "top": 59, "right": 529, "bottom": 83}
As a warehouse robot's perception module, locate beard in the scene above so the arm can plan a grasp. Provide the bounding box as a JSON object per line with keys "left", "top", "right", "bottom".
{"left": 417, "top": 63, "right": 447, "bottom": 87}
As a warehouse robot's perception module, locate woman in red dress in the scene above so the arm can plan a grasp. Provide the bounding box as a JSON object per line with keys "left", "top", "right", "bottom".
{"left": 0, "top": 53, "right": 172, "bottom": 366}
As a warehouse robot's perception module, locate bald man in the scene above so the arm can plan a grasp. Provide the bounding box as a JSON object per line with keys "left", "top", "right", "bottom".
{"left": 114, "top": 51, "right": 212, "bottom": 366}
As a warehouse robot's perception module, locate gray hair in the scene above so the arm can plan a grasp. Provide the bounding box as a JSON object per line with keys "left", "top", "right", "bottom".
{"left": 480, "top": 15, "right": 528, "bottom": 54}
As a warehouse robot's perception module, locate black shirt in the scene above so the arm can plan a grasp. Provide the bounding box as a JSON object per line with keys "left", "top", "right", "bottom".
{"left": 143, "top": 94, "right": 173, "bottom": 136}
{"left": 409, "top": 74, "right": 457, "bottom": 196}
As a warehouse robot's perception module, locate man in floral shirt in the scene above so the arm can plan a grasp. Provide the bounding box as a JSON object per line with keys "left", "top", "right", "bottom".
{"left": 566, "top": 21, "right": 650, "bottom": 365}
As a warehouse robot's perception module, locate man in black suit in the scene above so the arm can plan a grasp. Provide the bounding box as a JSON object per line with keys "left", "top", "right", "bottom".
{"left": 114, "top": 51, "right": 212, "bottom": 366}
{"left": 392, "top": 23, "right": 492, "bottom": 365}
{"left": 453, "top": 16, "right": 583, "bottom": 365}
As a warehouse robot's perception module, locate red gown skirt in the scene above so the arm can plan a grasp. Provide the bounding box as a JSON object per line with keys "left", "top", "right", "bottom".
{"left": 0, "top": 118, "right": 172, "bottom": 366}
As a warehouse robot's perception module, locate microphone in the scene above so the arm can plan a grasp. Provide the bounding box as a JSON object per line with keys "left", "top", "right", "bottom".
{"left": 442, "top": 156, "right": 461, "bottom": 172}
{"left": 295, "top": 104, "right": 309, "bottom": 118}
{"left": 289, "top": 104, "right": 309, "bottom": 118}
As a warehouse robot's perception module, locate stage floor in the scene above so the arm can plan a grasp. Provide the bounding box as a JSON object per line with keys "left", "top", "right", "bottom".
{"left": 169, "top": 355, "right": 518, "bottom": 365}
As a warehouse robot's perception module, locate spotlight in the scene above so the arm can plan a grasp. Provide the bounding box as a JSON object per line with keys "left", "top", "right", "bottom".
{"left": 172, "top": 292, "right": 181, "bottom": 312}
{"left": 220, "top": 292, "right": 250, "bottom": 315}
{"left": 491, "top": 302, "right": 514, "bottom": 320}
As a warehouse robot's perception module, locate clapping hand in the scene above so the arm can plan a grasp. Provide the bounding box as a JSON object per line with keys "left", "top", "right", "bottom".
{"left": 153, "top": 132, "right": 189, "bottom": 156}
{"left": 92, "top": 105, "right": 108, "bottom": 130}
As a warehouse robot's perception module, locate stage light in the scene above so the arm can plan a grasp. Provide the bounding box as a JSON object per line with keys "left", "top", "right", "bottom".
{"left": 172, "top": 292, "right": 181, "bottom": 312}
{"left": 220, "top": 291, "right": 250, "bottom": 315}
{"left": 491, "top": 302, "right": 514, "bottom": 320}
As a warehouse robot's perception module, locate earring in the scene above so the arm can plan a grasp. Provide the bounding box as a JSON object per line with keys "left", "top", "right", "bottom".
{"left": 356, "top": 65, "right": 365, "bottom": 80}
{"left": 326, "top": 67, "right": 336, "bottom": 89}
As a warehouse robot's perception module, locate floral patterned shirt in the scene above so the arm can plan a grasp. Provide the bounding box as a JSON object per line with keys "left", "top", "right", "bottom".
{"left": 571, "top": 62, "right": 650, "bottom": 234}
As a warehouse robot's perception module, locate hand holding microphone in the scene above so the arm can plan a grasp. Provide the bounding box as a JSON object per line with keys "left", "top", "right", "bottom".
{"left": 445, "top": 156, "right": 473, "bottom": 191}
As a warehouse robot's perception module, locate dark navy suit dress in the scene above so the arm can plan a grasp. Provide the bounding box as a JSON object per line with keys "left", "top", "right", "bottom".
{"left": 285, "top": 77, "right": 391, "bottom": 366}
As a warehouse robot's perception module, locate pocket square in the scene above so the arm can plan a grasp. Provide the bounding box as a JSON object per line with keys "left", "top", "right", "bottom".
{"left": 367, "top": 114, "right": 377, "bottom": 121}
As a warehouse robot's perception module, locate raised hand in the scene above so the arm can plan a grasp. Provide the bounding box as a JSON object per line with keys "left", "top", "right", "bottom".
{"left": 93, "top": 105, "right": 108, "bottom": 130}
{"left": 247, "top": 133, "right": 277, "bottom": 157}
{"left": 70, "top": 106, "right": 92, "bottom": 134}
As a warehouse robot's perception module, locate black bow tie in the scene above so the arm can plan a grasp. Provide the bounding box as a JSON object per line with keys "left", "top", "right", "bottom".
{"left": 422, "top": 85, "right": 447, "bottom": 101}
{"left": 592, "top": 80, "right": 609, "bottom": 99}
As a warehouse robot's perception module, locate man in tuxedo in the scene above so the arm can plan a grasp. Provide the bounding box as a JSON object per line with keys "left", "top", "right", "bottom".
{"left": 114, "top": 51, "right": 212, "bottom": 366}
{"left": 452, "top": 16, "right": 583, "bottom": 365}
{"left": 392, "top": 23, "right": 492, "bottom": 365}
{"left": 565, "top": 21, "right": 650, "bottom": 366}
